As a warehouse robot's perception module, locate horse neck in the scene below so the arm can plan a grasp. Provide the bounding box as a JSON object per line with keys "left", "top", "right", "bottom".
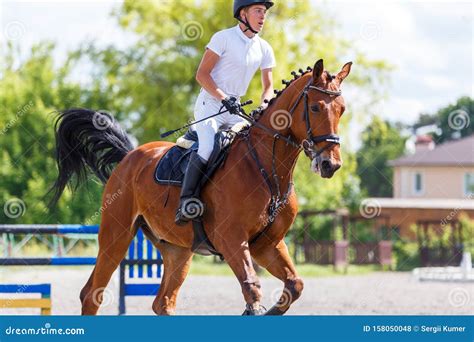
{"left": 247, "top": 80, "right": 306, "bottom": 185}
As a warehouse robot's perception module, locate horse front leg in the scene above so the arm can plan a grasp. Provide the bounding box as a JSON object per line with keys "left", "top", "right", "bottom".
{"left": 218, "top": 240, "right": 264, "bottom": 315}
{"left": 250, "top": 239, "right": 304, "bottom": 315}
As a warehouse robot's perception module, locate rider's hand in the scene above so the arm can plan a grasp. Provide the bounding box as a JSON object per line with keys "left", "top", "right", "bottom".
{"left": 250, "top": 106, "right": 265, "bottom": 119}
{"left": 221, "top": 96, "right": 241, "bottom": 115}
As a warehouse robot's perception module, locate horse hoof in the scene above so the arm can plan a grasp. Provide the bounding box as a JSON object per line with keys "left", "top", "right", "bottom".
{"left": 264, "top": 305, "right": 287, "bottom": 316}
{"left": 241, "top": 303, "right": 266, "bottom": 316}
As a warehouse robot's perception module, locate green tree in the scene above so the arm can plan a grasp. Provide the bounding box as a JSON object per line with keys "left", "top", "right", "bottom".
{"left": 356, "top": 117, "right": 407, "bottom": 197}
{"left": 413, "top": 96, "right": 473, "bottom": 143}
{"left": 0, "top": 42, "right": 115, "bottom": 224}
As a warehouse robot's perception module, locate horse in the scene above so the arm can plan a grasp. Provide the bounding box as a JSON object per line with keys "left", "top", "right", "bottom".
{"left": 49, "top": 59, "right": 352, "bottom": 315}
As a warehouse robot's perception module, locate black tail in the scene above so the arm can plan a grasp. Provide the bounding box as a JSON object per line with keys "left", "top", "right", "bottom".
{"left": 48, "top": 108, "right": 133, "bottom": 207}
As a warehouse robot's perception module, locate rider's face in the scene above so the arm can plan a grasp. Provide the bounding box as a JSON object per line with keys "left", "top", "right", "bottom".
{"left": 242, "top": 5, "right": 267, "bottom": 32}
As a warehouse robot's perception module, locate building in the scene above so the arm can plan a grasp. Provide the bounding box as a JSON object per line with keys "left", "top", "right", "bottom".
{"left": 391, "top": 134, "right": 474, "bottom": 199}
{"left": 368, "top": 134, "right": 474, "bottom": 239}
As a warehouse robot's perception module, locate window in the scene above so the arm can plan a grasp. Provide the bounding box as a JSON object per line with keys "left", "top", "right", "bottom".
{"left": 464, "top": 173, "right": 474, "bottom": 197}
{"left": 413, "top": 172, "right": 423, "bottom": 195}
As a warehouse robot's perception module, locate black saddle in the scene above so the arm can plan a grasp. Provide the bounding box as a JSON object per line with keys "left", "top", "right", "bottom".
{"left": 154, "top": 128, "right": 235, "bottom": 187}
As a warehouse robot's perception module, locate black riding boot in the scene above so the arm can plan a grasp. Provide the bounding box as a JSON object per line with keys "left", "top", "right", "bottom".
{"left": 175, "top": 152, "right": 208, "bottom": 225}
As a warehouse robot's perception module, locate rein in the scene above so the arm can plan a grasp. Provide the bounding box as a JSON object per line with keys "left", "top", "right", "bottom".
{"left": 244, "top": 79, "right": 342, "bottom": 244}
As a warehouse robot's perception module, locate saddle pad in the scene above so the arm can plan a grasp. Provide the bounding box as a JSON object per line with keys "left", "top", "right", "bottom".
{"left": 154, "top": 145, "right": 195, "bottom": 186}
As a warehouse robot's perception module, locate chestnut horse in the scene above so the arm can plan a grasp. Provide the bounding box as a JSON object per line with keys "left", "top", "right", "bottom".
{"left": 50, "top": 59, "right": 351, "bottom": 315}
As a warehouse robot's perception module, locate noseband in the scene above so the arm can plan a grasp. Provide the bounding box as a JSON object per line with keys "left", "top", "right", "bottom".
{"left": 288, "top": 81, "right": 342, "bottom": 158}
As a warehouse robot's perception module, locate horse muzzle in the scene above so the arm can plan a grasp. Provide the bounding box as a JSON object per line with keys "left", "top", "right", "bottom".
{"left": 310, "top": 155, "right": 342, "bottom": 178}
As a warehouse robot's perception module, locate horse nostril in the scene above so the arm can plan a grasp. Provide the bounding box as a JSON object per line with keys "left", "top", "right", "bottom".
{"left": 321, "top": 160, "right": 331, "bottom": 172}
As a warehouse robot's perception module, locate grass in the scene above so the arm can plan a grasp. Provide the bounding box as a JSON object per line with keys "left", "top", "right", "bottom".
{"left": 3, "top": 259, "right": 382, "bottom": 278}
{"left": 294, "top": 263, "right": 382, "bottom": 277}
{"left": 189, "top": 257, "right": 235, "bottom": 276}
{"left": 189, "top": 255, "right": 382, "bottom": 277}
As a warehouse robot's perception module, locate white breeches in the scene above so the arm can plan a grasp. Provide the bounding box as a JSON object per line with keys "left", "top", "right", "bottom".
{"left": 193, "top": 90, "right": 246, "bottom": 162}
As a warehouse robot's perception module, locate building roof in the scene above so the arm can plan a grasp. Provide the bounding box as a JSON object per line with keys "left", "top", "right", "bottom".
{"left": 415, "top": 134, "right": 434, "bottom": 144}
{"left": 389, "top": 134, "right": 474, "bottom": 167}
{"left": 367, "top": 197, "right": 474, "bottom": 210}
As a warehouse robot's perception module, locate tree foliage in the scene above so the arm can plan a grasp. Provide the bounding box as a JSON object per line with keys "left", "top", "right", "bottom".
{"left": 356, "top": 117, "right": 407, "bottom": 197}
{"left": 413, "top": 96, "right": 473, "bottom": 143}
{"left": 0, "top": 42, "right": 105, "bottom": 224}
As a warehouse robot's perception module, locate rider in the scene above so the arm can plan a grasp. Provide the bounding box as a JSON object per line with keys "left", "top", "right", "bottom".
{"left": 175, "top": 0, "right": 276, "bottom": 225}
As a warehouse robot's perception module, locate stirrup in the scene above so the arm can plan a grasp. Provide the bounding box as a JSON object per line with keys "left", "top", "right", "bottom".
{"left": 175, "top": 197, "right": 205, "bottom": 225}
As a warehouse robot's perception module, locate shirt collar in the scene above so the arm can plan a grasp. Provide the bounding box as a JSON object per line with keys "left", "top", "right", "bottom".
{"left": 234, "top": 24, "right": 258, "bottom": 43}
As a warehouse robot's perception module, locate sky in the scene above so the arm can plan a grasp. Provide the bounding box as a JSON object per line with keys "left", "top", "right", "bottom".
{"left": 325, "top": 0, "right": 473, "bottom": 123}
{"left": 1, "top": 0, "right": 473, "bottom": 147}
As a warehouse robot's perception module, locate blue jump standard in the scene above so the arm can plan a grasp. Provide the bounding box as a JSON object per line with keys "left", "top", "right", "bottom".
{"left": 124, "top": 284, "right": 160, "bottom": 296}
{"left": 0, "top": 258, "right": 97, "bottom": 265}
{"left": 0, "top": 225, "right": 163, "bottom": 315}
{"left": 0, "top": 284, "right": 51, "bottom": 295}
{"left": 0, "top": 224, "right": 99, "bottom": 234}
{"left": 0, "top": 258, "right": 163, "bottom": 266}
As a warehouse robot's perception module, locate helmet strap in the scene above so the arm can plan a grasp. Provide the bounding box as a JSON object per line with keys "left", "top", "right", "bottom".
{"left": 237, "top": 17, "right": 259, "bottom": 35}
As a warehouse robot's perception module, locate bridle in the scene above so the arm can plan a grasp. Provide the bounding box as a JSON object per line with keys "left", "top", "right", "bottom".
{"left": 242, "top": 78, "right": 342, "bottom": 159}
{"left": 288, "top": 80, "right": 342, "bottom": 158}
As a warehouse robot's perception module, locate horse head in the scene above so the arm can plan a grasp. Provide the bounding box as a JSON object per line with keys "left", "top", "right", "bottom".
{"left": 269, "top": 59, "right": 351, "bottom": 178}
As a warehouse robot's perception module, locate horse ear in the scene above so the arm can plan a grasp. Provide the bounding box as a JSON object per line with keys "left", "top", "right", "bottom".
{"left": 336, "top": 62, "right": 353, "bottom": 84}
{"left": 312, "top": 59, "right": 324, "bottom": 80}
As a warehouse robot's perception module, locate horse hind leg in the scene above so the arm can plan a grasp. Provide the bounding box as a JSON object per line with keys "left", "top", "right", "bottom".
{"left": 80, "top": 189, "right": 138, "bottom": 315}
{"left": 150, "top": 239, "right": 193, "bottom": 315}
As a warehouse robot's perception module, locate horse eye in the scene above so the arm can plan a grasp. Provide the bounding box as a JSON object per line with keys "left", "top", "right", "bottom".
{"left": 311, "top": 104, "right": 320, "bottom": 113}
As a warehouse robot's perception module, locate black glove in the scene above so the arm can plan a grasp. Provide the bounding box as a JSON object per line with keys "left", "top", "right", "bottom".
{"left": 250, "top": 106, "right": 265, "bottom": 119}
{"left": 221, "top": 96, "right": 241, "bottom": 115}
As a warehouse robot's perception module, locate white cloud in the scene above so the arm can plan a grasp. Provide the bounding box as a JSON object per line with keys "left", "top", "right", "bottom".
{"left": 1, "top": 1, "right": 133, "bottom": 66}
{"left": 420, "top": 75, "right": 458, "bottom": 90}
{"left": 323, "top": 0, "right": 472, "bottom": 132}
{"left": 383, "top": 97, "right": 427, "bottom": 123}
{"left": 327, "top": 2, "right": 447, "bottom": 69}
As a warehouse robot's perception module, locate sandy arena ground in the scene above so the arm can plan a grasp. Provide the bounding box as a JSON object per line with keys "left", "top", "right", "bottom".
{"left": 1, "top": 267, "right": 472, "bottom": 315}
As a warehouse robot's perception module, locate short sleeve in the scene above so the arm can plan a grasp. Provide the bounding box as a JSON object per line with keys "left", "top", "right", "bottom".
{"left": 260, "top": 42, "right": 276, "bottom": 70}
{"left": 206, "top": 32, "right": 226, "bottom": 57}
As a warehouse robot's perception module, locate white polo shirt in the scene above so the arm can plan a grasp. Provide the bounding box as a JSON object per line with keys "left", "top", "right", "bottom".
{"left": 205, "top": 25, "right": 276, "bottom": 98}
